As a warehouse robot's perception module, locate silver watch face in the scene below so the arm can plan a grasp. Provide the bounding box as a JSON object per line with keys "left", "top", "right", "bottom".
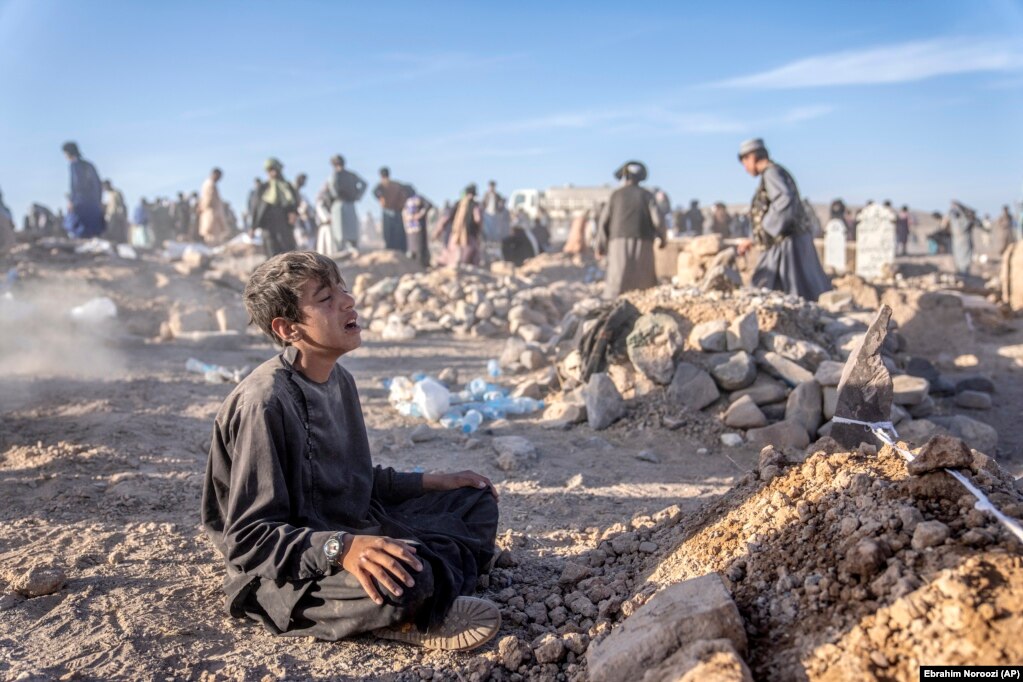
{"left": 324, "top": 537, "right": 341, "bottom": 559}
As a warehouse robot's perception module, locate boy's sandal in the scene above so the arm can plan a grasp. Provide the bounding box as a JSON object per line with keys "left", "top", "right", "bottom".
{"left": 374, "top": 596, "right": 501, "bottom": 652}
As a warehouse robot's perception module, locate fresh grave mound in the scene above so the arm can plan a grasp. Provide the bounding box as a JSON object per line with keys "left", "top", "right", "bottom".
{"left": 588, "top": 437, "right": 1023, "bottom": 680}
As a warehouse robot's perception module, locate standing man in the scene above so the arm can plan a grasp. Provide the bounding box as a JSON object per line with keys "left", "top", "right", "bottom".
{"left": 330, "top": 155, "right": 367, "bottom": 250}
{"left": 0, "top": 187, "right": 14, "bottom": 255}
{"left": 895, "top": 205, "right": 913, "bottom": 256}
{"left": 294, "top": 173, "right": 316, "bottom": 249}
{"left": 374, "top": 167, "right": 411, "bottom": 253}
{"left": 198, "top": 168, "right": 229, "bottom": 245}
{"left": 737, "top": 138, "right": 830, "bottom": 302}
{"left": 102, "top": 180, "right": 129, "bottom": 244}
{"left": 684, "top": 200, "right": 704, "bottom": 235}
{"left": 62, "top": 141, "right": 106, "bottom": 238}
{"left": 943, "top": 200, "right": 983, "bottom": 277}
{"left": 402, "top": 188, "right": 434, "bottom": 268}
{"left": 481, "top": 180, "right": 509, "bottom": 243}
{"left": 596, "top": 161, "right": 665, "bottom": 299}
{"left": 253, "top": 158, "right": 299, "bottom": 257}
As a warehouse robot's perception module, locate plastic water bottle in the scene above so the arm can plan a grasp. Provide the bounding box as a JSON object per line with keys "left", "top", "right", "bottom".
{"left": 487, "top": 359, "right": 502, "bottom": 378}
{"left": 396, "top": 402, "right": 423, "bottom": 418}
{"left": 461, "top": 409, "right": 483, "bottom": 434}
{"left": 478, "top": 404, "right": 507, "bottom": 421}
{"left": 468, "top": 377, "right": 489, "bottom": 399}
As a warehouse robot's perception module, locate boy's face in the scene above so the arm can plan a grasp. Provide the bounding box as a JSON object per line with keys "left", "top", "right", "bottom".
{"left": 288, "top": 277, "right": 362, "bottom": 356}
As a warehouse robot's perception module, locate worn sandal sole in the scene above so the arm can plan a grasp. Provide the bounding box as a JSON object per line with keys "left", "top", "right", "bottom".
{"left": 374, "top": 596, "right": 501, "bottom": 652}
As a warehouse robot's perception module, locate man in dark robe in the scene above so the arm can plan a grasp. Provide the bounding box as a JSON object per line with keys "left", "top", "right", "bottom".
{"left": 252, "top": 158, "right": 299, "bottom": 257}
{"left": 61, "top": 141, "right": 106, "bottom": 238}
{"left": 329, "top": 154, "right": 367, "bottom": 249}
{"left": 596, "top": 161, "right": 665, "bottom": 299}
{"left": 737, "top": 138, "right": 831, "bottom": 302}
{"left": 202, "top": 251, "right": 500, "bottom": 649}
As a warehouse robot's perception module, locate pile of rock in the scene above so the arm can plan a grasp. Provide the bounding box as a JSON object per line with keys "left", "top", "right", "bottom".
{"left": 523, "top": 282, "right": 1001, "bottom": 456}
{"left": 354, "top": 265, "right": 596, "bottom": 341}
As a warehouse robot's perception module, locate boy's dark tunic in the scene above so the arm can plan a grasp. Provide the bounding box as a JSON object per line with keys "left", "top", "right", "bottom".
{"left": 201, "top": 347, "right": 498, "bottom": 640}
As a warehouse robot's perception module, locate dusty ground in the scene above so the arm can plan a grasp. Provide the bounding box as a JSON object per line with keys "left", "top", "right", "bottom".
{"left": 1, "top": 246, "right": 1021, "bottom": 681}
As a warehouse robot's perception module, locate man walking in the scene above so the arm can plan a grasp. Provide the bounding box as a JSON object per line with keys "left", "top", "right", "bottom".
{"left": 62, "top": 141, "right": 106, "bottom": 238}
{"left": 199, "top": 168, "right": 230, "bottom": 245}
{"left": 737, "top": 138, "right": 830, "bottom": 302}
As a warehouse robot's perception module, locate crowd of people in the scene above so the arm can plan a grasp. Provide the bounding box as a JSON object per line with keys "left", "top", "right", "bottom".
{"left": 0, "top": 139, "right": 1020, "bottom": 300}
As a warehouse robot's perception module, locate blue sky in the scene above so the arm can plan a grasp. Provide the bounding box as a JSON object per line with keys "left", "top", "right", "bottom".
{"left": 1, "top": 0, "right": 1022, "bottom": 221}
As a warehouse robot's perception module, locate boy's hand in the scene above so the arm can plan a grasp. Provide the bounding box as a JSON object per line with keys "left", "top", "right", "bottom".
{"left": 423, "top": 470, "right": 499, "bottom": 500}
{"left": 341, "top": 535, "right": 422, "bottom": 606}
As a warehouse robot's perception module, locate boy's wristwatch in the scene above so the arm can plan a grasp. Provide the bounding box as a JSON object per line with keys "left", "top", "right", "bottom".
{"left": 323, "top": 531, "right": 348, "bottom": 567}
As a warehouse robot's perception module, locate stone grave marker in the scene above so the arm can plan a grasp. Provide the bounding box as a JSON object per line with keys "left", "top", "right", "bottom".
{"left": 824, "top": 218, "right": 847, "bottom": 274}
{"left": 855, "top": 204, "right": 896, "bottom": 280}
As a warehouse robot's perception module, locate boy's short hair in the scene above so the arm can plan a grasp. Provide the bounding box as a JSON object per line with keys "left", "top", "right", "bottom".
{"left": 244, "top": 251, "right": 346, "bottom": 346}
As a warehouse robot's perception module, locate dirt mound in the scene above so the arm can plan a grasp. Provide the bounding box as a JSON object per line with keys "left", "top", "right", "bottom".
{"left": 584, "top": 438, "right": 1023, "bottom": 680}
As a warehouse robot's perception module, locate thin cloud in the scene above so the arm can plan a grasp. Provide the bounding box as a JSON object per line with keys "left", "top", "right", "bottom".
{"left": 431, "top": 103, "right": 834, "bottom": 146}
{"left": 711, "top": 37, "right": 1023, "bottom": 89}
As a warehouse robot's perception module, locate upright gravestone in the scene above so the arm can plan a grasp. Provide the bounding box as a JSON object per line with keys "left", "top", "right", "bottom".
{"left": 855, "top": 204, "right": 897, "bottom": 280}
{"left": 824, "top": 219, "right": 847, "bottom": 274}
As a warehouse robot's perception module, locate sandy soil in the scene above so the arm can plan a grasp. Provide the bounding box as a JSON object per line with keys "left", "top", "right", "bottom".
{"left": 1, "top": 245, "right": 1021, "bottom": 681}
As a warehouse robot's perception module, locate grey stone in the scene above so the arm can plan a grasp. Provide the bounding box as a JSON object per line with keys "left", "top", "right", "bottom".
{"left": 729, "top": 374, "right": 788, "bottom": 406}
{"left": 955, "top": 390, "right": 992, "bottom": 410}
{"left": 587, "top": 573, "right": 747, "bottom": 682}
{"left": 831, "top": 306, "right": 894, "bottom": 450}
{"left": 955, "top": 375, "right": 995, "bottom": 394}
{"left": 689, "top": 319, "right": 729, "bottom": 353}
{"left": 519, "top": 349, "right": 548, "bottom": 371}
{"left": 746, "top": 420, "right": 811, "bottom": 449}
{"left": 723, "top": 396, "right": 767, "bottom": 429}
{"left": 518, "top": 323, "right": 545, "bottom": 344}
{"left": 911, "top": 520, "right": 950, "bottom": 550}
{"left": 585, "top": 373, "right": 627, "bottom": 431}
{"left": 708, "top": 352, "right": 757, "bottom": 391}
{"left": 667, "top": 363, "right": 720, "bottom": 411}
{"left": 493, "top": 436, "right": 538, "bottom": 472}
{"left": 760, "top": 401, "right": 787, "bottom": 422}
{"left": 642, "top": 638, "right": 753, "bottom": 682}
{"left": 720, "top": 433, "right": 744, "bottom": 447}
{"left": 823, "top": 386, "right": 838, "bottom": 421}
{"left": 761, "top": 332, "right": 830, "bottom": 370}
{"left": 755, "top": 350, "right": 814, "bottom": 386}
{"left": 844, "top": 538, "right": 890, "bottom": 578}
{"left": 898, "top": 419, "right": 950, "bottom": 444}
{"left": 498, "top": 636, "right": 531, "bottom": 670}
{"left": 726, "top": 312, "right": 759, "bottom": 353}
{"left": 891, "top": 403, "right": 910, "bottom": 426}
{"left": 437, "top": 367, "right": 459, "bottom": 387}
{"left": 785, "top": 381, "right": 823, "bottom": 439}
{"left": 906, "top": 357, "right": 941, "bottom": 383}
{"left": 818, "top": 290, "right": 854, "bottom": 313}
{"left": 512, "top": 380, "right": 542, "bottom": 400}
{"left": 499, "top": 337, "right": 528, "bottom": 369}
{"left": 908, "top": 395, "right": 935, "bottom": 418}
{"left": 892, "top": 375, "right": 930, "bottom": 406}
{"left": 814, "top": 360, "right": 846, "bottom": 387}
{"left": 942, "top": 415, "right": 999, "bottom": 455}
{"left": 628, "top": 313, "right": 684, "bottom": 384}
{"left": 907, "top": 435, "right": 974, "bottom": 475}
{"left": 559, "top": 562, "right": 591, "bottom": 585}
{"left": 409, "top": 424, "right": 439, "bottom": 443}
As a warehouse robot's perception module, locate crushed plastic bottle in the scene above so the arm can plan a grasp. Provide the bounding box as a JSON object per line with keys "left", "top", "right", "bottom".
{"left": 396, "top": 402, "right": 423, "bottom": 418}
{"left": 185, "top": 357, "right": 247, "bottom": 383}
{"left": 461, "top": 410, "right": 483, "bottom": 434}
{"left": 487, "top": 396, "right": 545, "bottom": 415}
{"left": 487, "top": 359, "right": 501, "bottom": 378}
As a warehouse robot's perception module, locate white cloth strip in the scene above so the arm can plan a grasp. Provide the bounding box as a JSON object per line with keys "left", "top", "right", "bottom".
{"left": 831, "top": 415, "right": 1023, "bottom": 544}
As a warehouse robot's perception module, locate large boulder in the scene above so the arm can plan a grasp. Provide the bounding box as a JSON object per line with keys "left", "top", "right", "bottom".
{"left": 667, "top": 363, "right": 720, "bottom": 411}
{"left": 627, "top": 314, "right": 684, "bottom": 385}
{"left": 587, "top": 573, "right": 746, "bottom": 682}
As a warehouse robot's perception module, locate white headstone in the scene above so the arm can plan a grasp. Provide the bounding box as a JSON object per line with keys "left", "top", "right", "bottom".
{"left": 824, "top": 219, "right": 847, "bottom": 274}
{"left": 855, "top": 205, "right": 897, "bottom": 280}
